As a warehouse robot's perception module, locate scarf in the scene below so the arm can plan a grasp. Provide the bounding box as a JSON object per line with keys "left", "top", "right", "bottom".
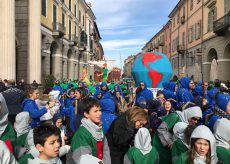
{"left": 81, "top": 118, "right": 104, "bottom": 141}
{"left": 193, "top": 152, "right": 206, "bottom": 164}
{"left": 134, "top": 128, "right": 152, "bottom": 155}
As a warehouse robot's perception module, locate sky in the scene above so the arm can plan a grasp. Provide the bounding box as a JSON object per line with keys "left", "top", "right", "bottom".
{"left": 87, "top": 0, "right": 178, "bottom": 69}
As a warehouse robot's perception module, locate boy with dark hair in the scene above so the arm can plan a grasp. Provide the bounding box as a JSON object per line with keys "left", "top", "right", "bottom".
{"left": 28, "top": 124, "right": 62, "bottom": 164}
{"left": 71, "top": 97, "right": 111, "bottom": 164}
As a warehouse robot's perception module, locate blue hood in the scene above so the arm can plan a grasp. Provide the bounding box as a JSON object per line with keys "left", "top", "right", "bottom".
{"left": 193, "top": 84, "right": 203, "bottom": 97}
{"left": 21, "top": 98, "right": 34, "bottom": 108}
{"left": 101, "top": 82, "right": 107, "bottom": 88}
{"left": 179, "top": 77, "right": 191, "bottom": 89}
{"left": 216, "top": 93, "right": 230, "bottom": 112}
{"left": 169, "top": 82, "right": 176, "bottom": 92}
{"left": 162, "top": 82, "right": 170, "bottom": 90}
{"left": 139, "top": 81, "right": 147, "bottom": 90}
{"left": 100, "top": 99, "right": 115, "bottom": 113}
{"left": 93, "top": 89, "right": 102, "bottom": 100}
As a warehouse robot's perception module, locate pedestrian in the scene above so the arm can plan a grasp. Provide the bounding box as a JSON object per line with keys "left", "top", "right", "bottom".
{"left": 106, "top": 106, "right": 149, "bottom": 164}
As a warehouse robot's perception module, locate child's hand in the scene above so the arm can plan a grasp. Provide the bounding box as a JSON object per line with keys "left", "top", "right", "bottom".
{"left": 49, "top": 101, "right": 55, "bottom": 108}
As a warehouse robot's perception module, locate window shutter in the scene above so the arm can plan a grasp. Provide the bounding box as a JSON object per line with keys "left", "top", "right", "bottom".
{"left": 208, "top": 11, "right": 211, "bottom": 32}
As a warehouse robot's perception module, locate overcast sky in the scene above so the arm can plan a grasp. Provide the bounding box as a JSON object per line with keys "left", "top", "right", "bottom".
{"left": 87, "top": 0, "right": 178, "bottom": 68}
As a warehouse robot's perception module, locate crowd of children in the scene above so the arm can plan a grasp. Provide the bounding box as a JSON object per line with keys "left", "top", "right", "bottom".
{"left": 0, "top": 77, "right": 229, "bottom": 164}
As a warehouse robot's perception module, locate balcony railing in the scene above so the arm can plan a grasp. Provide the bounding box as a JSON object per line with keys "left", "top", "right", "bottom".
{"left": 52, "top": 22, "right": 65, "bottom": 37}
{"left": 69, "top": 35, "right": 78, "bottom": 46}
{"left": 213, "top": 12, "right": 230, "bottom": 35}
{"left": 177, "top": 45, "right": 185, "bottom": 54}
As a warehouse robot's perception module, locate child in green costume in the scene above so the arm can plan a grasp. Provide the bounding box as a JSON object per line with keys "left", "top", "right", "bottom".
{"left": 71, "top": 97, "right": 111, "bottom": 164}
{"left": 213, "top": 118, "right": 230, "bottom": 164}
{"left": 124, "top": 127, "right": 159, "bottom": 164}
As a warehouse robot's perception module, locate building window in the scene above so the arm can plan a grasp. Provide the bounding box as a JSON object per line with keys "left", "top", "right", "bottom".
{"left": 69, "top": 0, "right": 71, "bottom": 11}
{"left": 41, "top": 0, "right": 46, "bottom": 17}
{"left": 183, "top": 6, "right": 185, "bottom": 17}
{"left": 62, "top": 0, "right": 65, "bottom": 3}
{"left": 74, "top": 4, "right": 76, "bottom": 17}
{"left": 79, "top": 11, "right": 81, "bottom": 23}
{"left": 83, "top": 16, "right": 85, "bottom": 26}
{"left": 224, "top": 0, "right": 230, "bottom": 14}
{"left": 177, "top": 13, "right": 180, "bottom": 24}
{"left": 182, "top": 32, "right": 185, "bottom": 46}
{"left": 75, "top": 25, "right": 77, "bottom": 35}
{"left": 197, "top": 0, "right": 201, "bottom": 4}
{"left": 190, "top": 0, "right": 193, "bottom": 11}
{"left": 62, "top": 13, "right": 65, "bottom": 27}
{"left": 53, "top": 4, "right": 57, "bottom": 23}
{"left": 208, "top": 7, "right": 217, "bottom": 32}
{"left": 195, "top": 21, "right": 201, "bottom": 40}
{"left": 181, "top": 54, "right": 185, "bottom": 67}
{"left": 69, "top": 20, "right": 72, "bottom": 40}
{"left": 173, "top": 18, "right": 175, "bottom": 27}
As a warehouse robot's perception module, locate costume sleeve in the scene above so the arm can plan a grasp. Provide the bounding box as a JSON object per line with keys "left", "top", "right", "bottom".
{"left": 24, "top": 102, "right": 47, "bottom": 119}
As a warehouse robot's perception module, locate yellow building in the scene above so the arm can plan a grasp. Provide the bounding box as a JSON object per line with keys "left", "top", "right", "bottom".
{"left": 0, "top": 0, "right": 103, "bottom": 83}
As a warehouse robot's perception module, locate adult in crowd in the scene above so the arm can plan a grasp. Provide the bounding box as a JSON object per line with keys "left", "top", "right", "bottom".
{"left": 2, "top": 79, "right": 25, "bottom": 124}
{"left": 136, "top": 81, "right": 153, "bottom": 102}
{"left": 106, "top": 106, "right": 149, "bottom": 164}
{"left": 176, "top": 77, "right": 195, "bottom": 110}
{"left": 0, "top": 78, "right": 6, "bottom": 92}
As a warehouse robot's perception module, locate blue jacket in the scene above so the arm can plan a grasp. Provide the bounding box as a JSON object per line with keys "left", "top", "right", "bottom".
{"left": 163, "top": 82, "right": 176, "bottom": 100}
{"left": 136, "top": 81, "right": 153, "bottom": 101}
{"left": 206, "top": 88, "right": 219, "bottom": 108}
{"left": 100, "top": 99, "right": 117, "bottom": 134}
{"left": 22, "top": 98, "right": 47, "bottom": 128}
{"left": 176, "top": 77, "right": 194, "bottom": 106}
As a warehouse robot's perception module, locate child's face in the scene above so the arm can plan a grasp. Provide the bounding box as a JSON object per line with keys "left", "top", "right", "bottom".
{"left": 70, "top": 91, "right": 75, "bottom": 98}
{"left": 84, "top": 106, "right": 102, "bottom": 125}
{"left": 37, "top": 135, "right": 60, "bottom": 160}
{"left": 30, "top": 89, "right": 39, "bottom": 100}
{"left": 56, "top": 118, "right": 62, "bottom": 128}
{"left": 164, "top": 101, "right": 172, "bottom": 111}
{"left": 194, "top": 138, "right": 210, "bottom": 156}
{"left": 75, "top": 91, "right": 81, "bottom": 99}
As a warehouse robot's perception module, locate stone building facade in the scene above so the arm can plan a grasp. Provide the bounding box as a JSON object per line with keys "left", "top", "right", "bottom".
{"left": 0, "top": 0, "right": 103, "bottom": 83}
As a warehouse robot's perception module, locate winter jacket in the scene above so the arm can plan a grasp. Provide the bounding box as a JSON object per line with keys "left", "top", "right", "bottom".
{"left": 22, "top": 98, "right": 47, "bottom": 128}
{"left": 106, "top": 112, "right": 137, "bottom": 164}
{"left": 0, "top": 140, "right": 18, "bottom": 164}
{"left": 100, "top": 98, "right": 117, "bottom": 134}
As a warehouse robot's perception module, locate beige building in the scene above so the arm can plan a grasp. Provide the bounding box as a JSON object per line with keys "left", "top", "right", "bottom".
{"left": 123, "top": 55, "right": 136, "bottom": 78}
{"left": 0, "top": 0, "right": 103, "bottom": 83}
{"left": 141, "top": 0, "right": 230, "bottom": 82}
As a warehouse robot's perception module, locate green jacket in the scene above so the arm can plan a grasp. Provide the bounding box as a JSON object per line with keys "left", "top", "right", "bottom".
{"left": 124, "top": 146, "right": 159, "bottom": 164}
{"left": 71, "top": 126, "right": 111, "bottom": 164}
{"left": 171, "top": 139, "right": 188, "bottom": 164}
{"left": 0, "top": 123, "right": 17, "bottom": 154}
{"left": 19, "top": 153, "right": 34, "bottom": 164}
{"left": 216, "top": 146, "right": 230, "bottom": 164}
{"left": 175, "top": 152, "right": 188, "bottom": 164}
{"left": 152, "top": 112, "right": 180, "bottom": 164}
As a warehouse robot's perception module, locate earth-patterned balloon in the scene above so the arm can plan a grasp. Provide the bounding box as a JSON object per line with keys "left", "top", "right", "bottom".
{"left": 132, "top": 52, "right": 172, "bottom": 88}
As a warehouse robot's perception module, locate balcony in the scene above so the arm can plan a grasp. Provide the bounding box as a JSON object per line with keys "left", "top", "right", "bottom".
{"left": 79, "top": 42, "right": 86, "bottom": 51}
{"left": 181, "top": 16, "right": 185, "bottom": 24}
{"left": 155, "top": 42, "right": 159, "bottom": 49}
{"left": 52, "top": 22, "right": 65, "bottom": 38}
{"left": 213, "top": 12, "right": 230, "bottom": 35}
{"left": 69, "top": 35, "right": 78, "bottom": 46}
{"left": 177, "top": 45, "right": 185, "bottom": 54}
